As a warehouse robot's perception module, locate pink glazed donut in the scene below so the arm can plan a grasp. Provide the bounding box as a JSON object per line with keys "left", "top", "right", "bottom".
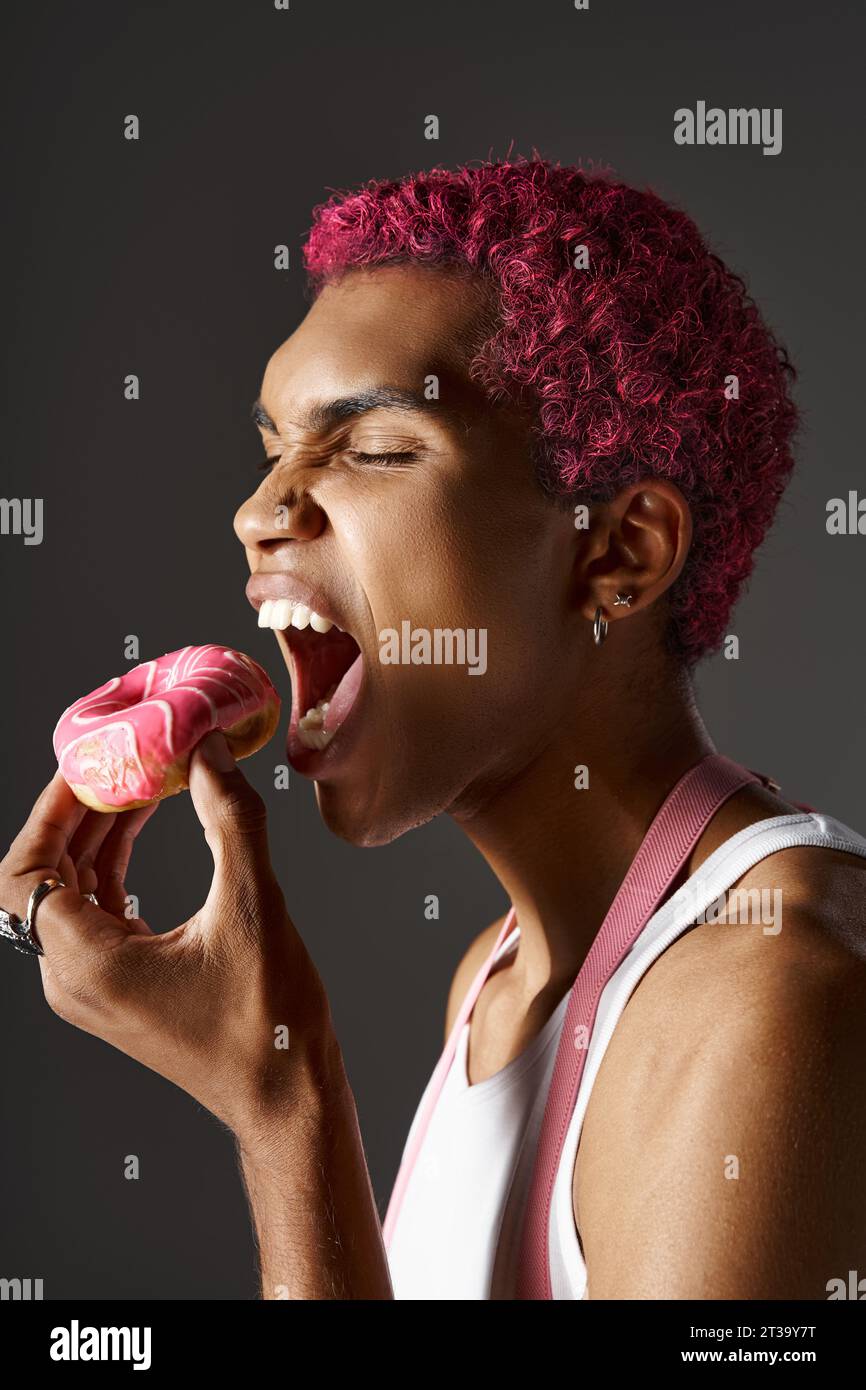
{"left": 53, "top": 645, "right": 281, "bottom": 812}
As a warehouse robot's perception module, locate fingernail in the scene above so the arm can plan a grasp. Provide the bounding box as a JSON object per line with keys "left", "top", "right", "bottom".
{"left": 199, "top": 731, "right": 236, "bottom": 772}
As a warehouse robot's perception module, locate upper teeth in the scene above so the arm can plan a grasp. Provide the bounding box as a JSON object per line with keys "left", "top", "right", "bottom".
{"left": 257, "top": 599, "right": 336, "bottom": 633}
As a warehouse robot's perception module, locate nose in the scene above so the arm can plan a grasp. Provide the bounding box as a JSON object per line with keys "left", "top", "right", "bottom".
{"left": 234, "top": 475, "right": 327, "bottom": 554}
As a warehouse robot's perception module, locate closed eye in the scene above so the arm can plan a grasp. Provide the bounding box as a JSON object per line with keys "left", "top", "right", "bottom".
{"left": 256, "top": 447, "right": 421, "bottom": 473}
{"left": 346, "top": 449, "right": 419, "bottom": 467}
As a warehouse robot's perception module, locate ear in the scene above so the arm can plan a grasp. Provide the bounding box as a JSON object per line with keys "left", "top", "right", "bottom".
{"left": 573, "top": 480, "right": 692, "bottom": 626}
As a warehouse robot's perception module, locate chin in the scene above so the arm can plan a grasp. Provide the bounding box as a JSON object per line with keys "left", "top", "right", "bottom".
{"left": 312, "top": 770, "right": 456, "bottom": 848}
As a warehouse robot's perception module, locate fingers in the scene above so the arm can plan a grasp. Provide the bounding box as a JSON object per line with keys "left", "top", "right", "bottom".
{"left": 69, "top": 810, "right": 119, "bottom": 897}
{"left": 58, "top": 852, "right": 80, "bottom": 896}
{"left": 0, "top": 779, "right": 159, "bottom": 1027}
{"left": 33, "top": 884, "right": 128, "bottom": 959}
{"left": 188, "top": 733, "right": 287, "bottom": 953}
{"left": 32, "top": 888, "right": 148, "bottom": 1031}
{"left": 26, "top": 805, "right": 158, "bottom": 959}
{"left": 93, "top": 802, "right": 159, "bottom": 916}
{"left": 188, "top": 732, "right": 274, "bottom": 889}
{"left": 7, "top": 771, "right": 89, "bottom": 876}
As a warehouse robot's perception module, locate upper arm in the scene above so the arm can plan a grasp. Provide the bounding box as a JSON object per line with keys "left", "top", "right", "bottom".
{"left": 443, "top": 914, "right": 508, "bottom": 1043}
{"left": 580, "top": 910, "right": 866, "bottom": 1299}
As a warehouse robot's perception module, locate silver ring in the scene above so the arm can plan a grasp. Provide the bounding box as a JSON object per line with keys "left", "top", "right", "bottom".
{"left": 0, "top": 877, "right": 66, "bottom": 957}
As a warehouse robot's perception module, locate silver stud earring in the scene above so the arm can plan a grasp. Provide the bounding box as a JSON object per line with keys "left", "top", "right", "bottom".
{"left": 614, "top": 592, "right": 633, "bottom": 608}
{"left": 593, "top": 606, "right": 608, "bottom": 646}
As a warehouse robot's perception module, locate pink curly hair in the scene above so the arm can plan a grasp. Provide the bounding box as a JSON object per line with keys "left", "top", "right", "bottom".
{"left": 302, "top": 157, "right": 798, "bottom": 663}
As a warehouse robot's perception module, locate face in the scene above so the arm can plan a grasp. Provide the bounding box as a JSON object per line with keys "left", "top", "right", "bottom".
{"left": 235, "top": 263, "right": 582, "bottom": 845}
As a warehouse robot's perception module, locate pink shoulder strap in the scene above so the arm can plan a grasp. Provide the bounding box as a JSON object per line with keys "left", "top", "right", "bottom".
{"left": 383, "top": 752, "right": 763, "bottom": 1275}
{"left": 515, "top": 752, "right": 759, "bottom": 1297}
{"left": 382, "top": 906, "right": 516, "bottom": 1247}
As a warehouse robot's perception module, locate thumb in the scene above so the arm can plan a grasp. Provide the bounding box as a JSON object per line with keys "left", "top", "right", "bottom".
{"left": 188, "top": 732, "right": 272, "bottom": 883}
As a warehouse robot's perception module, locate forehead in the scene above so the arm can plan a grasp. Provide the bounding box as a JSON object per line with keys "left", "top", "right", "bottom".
{"left": 260, "top": 263, "right": 495, "bottom": 423}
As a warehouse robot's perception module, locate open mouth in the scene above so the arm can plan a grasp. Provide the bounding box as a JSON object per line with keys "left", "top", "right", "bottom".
{"left": 257, "top": 599, "right": 363, "bottom": 753}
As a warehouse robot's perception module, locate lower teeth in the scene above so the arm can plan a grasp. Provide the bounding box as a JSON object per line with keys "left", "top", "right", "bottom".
{"left": 297, "top": 685, "right": 337, "bottom": 750}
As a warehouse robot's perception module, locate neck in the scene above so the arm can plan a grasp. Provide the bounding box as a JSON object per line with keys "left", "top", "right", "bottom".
{"left": 454, "top": 656, "right": 713, "bottom": 995}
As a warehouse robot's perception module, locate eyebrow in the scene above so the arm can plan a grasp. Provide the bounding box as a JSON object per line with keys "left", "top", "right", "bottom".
{"left": 250, "top": 385, "right": 457, "bottom": 436}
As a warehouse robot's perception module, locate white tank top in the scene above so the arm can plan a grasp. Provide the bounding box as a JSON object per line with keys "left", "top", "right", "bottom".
{"left": 387, "top": 811, "right": 866, "bottom": 1299}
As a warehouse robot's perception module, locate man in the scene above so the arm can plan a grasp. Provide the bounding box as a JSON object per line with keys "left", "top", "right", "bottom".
{"left": 3, "top": 158, "right": 865, "bottom": 1299}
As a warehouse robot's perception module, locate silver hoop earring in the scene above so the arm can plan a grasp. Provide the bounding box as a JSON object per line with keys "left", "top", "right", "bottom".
{"left": 593, "top": 606, "right": 608, "bottom": 646}
{"left": 614, "top": 592, "right": 633, "bottom": 608}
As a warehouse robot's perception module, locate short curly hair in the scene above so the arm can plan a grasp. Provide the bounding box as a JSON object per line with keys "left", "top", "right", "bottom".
{"left": 302, "top": 157, "right": 798, "bottom": 663}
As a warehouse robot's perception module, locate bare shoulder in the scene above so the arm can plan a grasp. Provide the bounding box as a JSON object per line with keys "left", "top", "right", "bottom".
{"left": 640, "top": 838, "right": 866, "bottom": 1004}
{"left": 443, "top": 913, "right": 511, "bottom": 1041}
{"left": 576, "top": 840, "right": 866, "bottom": 1298}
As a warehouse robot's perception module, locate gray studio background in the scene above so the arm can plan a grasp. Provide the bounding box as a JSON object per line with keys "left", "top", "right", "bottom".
{"left": 2, "top": 0, "right": 863, "bottom": 1298}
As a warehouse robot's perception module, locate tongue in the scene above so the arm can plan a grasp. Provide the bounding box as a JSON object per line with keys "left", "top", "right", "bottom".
{"left": 323, "top": 653, "right": 363, "bottom": 733}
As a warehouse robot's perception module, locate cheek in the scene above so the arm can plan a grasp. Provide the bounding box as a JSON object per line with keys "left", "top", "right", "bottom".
{"left": 334, "top": 477, "right": 477, "bottom": 623}
{"left": 374, "top": 613, "right": 554, "bottom": 747}
{"left": 329, "top": 476, "right": 564, "bottom": 703}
